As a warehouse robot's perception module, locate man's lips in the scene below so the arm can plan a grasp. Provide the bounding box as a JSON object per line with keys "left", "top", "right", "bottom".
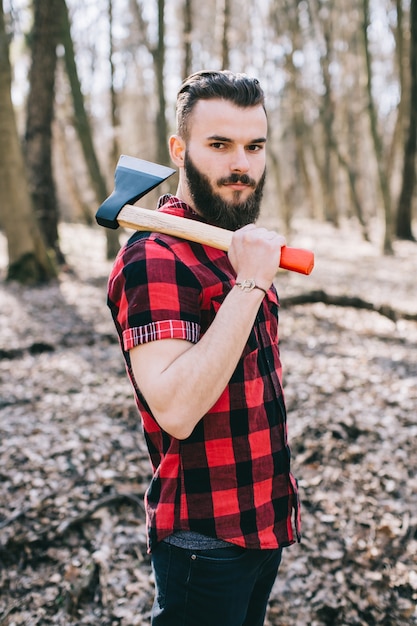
{"left": 223, "top": 182, "right": 251, "bottom": 191}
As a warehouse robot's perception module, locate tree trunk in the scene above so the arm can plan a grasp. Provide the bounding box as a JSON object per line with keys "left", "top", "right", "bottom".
{"left": 386, "top": 0, "right": 408, "bottom": 181}
{"left": 60, "top": 0, "right": 107, "bottom": 203}
{"left": 182, "top": 0, "right": 193, "bottom": 79}
{"left": 220, "top": 0, "right": 231, "bottom": 70}
{"left": 268, "top": 149, "right": 292, "bottom": 233}
{"left": 275, "top": 0, "right": 318, "bottom": 219}
{"left": 334, "top": 140, "right": 370, "bottom": 241}
{"left": 396, "top": 0, "right": 417, "bottom": 241}
{"left": 55, "top": 116, "right": 92, "bottom": 224}
{"left": 59, "top": 0, "right": 119, "bottom": 258}
{"left": 105, "top": 0, "right": 123, "bottom": 258}
{"left": 362, "top": 0, "right": 394, "bottom": 254}
{"left": 152, "top": 0, "right": 170, "bottom": 167}
{"left": 108, "top": 0, "right": 120, "bottom": 170}
{"left": 25, "top": 0, "right": 63, "bottom": 261}
{"left": 319, "top": 23, "right": 338, "bottom": 226}
{"left": 129, "top": 0, "right": 170, "bottom": 168}
{"left": 0, "top": 0, "right": 56, "bottom": 284}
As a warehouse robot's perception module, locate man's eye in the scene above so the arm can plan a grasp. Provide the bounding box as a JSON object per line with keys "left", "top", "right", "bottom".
{"left": 247, "top": 144, "right": 263, "bottom": 152}
{"left": 211, "top": 142, "right": 226, "bottom": 149}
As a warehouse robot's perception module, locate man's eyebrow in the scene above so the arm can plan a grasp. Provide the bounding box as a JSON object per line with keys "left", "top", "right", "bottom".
{"left": 207, "top": 134, "right": 267, "bottom": 144}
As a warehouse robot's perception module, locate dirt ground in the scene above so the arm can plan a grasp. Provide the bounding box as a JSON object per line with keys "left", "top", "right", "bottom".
{"left": 0, "top": 218, "right": 416, "bottom": 626}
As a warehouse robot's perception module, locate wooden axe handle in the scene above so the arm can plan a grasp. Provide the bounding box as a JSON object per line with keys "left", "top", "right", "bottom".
{"left": 118, "top": 204, "right": 314, "bottom": 275}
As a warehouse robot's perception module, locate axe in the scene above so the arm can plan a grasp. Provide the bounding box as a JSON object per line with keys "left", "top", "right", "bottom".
{"left": 96, "top": 155, "right": 314, "bottom": 275}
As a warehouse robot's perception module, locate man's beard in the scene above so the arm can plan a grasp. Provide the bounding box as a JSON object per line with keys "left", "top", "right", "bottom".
{"left": 184, "top": 151, "right": 266, "bottom": 231}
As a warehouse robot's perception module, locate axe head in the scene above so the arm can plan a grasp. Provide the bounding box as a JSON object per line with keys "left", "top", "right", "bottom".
{"left": 95, "top": 155, "right": 176, "bottom": 229}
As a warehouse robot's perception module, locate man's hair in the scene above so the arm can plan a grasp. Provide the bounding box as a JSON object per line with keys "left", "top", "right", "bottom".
{"left": 176, "top": 70, "right": 266, "bottom": 139}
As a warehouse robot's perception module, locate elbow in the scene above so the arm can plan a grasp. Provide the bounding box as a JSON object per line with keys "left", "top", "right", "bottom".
{"left": 152, "top": 408, "right": 198, "bottom": 441}
{"left": 170, "top": 426, "right": 195, "bottom": 441}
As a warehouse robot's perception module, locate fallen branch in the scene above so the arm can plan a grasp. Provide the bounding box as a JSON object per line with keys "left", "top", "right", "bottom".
{"left": 0, "top": 491, "right": 145, "bottom": 560}
{"left": 280, "top": 289, "right": 417, "bottom": 322}
{"left": 0, "top": 490, "right": 59, "bottom": 530}
{"left": 55, "top": 492, "right": 144, "bottom": 536}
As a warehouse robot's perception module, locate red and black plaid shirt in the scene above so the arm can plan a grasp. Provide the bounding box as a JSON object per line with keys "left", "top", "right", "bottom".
{"left": 107, "top": 195, "right": 301, "bottom": 552}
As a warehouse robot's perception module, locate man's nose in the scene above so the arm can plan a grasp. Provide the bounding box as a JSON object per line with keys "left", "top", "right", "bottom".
{"left": 230, "top": 147, "right": 250, "bottom": 172}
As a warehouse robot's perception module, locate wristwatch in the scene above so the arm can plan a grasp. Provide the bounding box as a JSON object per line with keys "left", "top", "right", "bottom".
{"left": 235, "top": 279, "right": 268, "bottom": 296}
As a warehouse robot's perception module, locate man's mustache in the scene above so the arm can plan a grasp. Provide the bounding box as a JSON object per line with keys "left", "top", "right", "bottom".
{"left": 217, "top": 173, "right": 257, "bottom": 187}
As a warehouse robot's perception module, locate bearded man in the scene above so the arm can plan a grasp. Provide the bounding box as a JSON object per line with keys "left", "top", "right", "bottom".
{"left": 107, "top": 70, "right": 301, "bottom": 626}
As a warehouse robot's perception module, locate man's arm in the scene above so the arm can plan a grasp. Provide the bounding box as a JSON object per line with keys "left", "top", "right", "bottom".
{"left": 130, "top": 225, "right": 285, "bottom": 440}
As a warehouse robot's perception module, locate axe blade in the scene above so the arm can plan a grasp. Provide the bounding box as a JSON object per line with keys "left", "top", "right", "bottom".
{"left": 95, "top": 155, "right": 176, "bottom": 229}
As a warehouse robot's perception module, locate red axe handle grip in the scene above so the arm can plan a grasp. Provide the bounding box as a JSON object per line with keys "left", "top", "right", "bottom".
{"left": 279, "top": 246, "right": 315, "bottom": 275}
{"left": 117, "top": 204, "right": 314, "bottom": 275}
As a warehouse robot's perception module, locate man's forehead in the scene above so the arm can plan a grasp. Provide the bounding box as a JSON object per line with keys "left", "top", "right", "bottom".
{"left": 189, "top": 98, "right": 268, "bottom": 138}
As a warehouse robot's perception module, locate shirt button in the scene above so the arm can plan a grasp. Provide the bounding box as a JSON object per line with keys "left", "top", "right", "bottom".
{"left": 191, "top": 554, "right": 197, "bottom": 560}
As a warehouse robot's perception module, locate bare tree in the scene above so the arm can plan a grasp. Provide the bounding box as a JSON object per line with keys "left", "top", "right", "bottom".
{"left": 182, "top": 0, "right": 193, "bottom": 79}
{"left": 108, "top": 0, "right": 121, "bottom": 170}
{"left": 386, "top": 0, "right": 408, "bottom": 179}
{"left": 308, "top": 0, "right": 368, "bottom": 237}
{"left": 396, "top": 0, "right": 417, "bottom": 241}
{"left": 0, "top": 0, "right": 56, "bottom": 283}
{"left": 220, "top": 0, "right": 231, "bottom": 69}
{"left": 24, "top": 0, "right": 63, "bottom": 261}
{"left": 362, "top": 0, "right": 394, "bottom": 254}
{"left": 59, "top": 0, "right": 119, "bottom": 258}
{"left": 60, "top": 0, "right": 107, "bottom": 204}
{"left": 269, "top": 0, "right": 317, "bottom": 220}
{"left": 130, "top": 0, "right": 170, "bottom": 166}
{"left": 154, "top": 0, "right": 169, "bottom": 165}
{"left": 307, "top": 0, "right": 338, "bottom": 225}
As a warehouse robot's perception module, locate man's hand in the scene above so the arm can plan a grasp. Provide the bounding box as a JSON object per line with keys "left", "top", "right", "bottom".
{"left": 228, "top": 224, "right": 286, "bottom": 292}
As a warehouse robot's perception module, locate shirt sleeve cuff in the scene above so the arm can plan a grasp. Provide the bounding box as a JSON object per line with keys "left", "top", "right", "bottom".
{"left": 123, "top": 320, "right": 201, "bottom": 351}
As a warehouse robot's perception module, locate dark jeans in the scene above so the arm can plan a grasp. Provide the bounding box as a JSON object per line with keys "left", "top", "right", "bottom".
{"left": 150, "top": 541, "right": 283, "bottom": 626}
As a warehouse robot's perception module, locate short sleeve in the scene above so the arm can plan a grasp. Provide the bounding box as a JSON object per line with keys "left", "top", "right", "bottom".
{"left": 108, "top": 234, "right": 202, "bottom": 351}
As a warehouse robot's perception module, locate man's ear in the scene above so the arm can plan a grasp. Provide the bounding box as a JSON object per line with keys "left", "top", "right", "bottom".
{"left": 169, "top": 134, "right": 186, "bottom": 167}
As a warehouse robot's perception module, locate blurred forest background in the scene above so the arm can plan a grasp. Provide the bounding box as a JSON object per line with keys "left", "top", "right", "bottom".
{"left": 1, "top": 0, "right": 417, "bottom": 625}
{"left": 0, "top": 0, "right": 416, "bottom": 282}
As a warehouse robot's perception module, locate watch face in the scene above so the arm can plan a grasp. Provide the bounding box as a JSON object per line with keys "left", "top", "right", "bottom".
{"left": 240, "top": 279, "right": 256, "bottom": 291}
{"left": 236, "top": 279, "right": 267, "bottom": 296}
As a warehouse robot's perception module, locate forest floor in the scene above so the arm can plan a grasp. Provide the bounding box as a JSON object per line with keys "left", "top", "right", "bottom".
{"left": 0, "top": 218, "right": 416, "bottom": 626}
